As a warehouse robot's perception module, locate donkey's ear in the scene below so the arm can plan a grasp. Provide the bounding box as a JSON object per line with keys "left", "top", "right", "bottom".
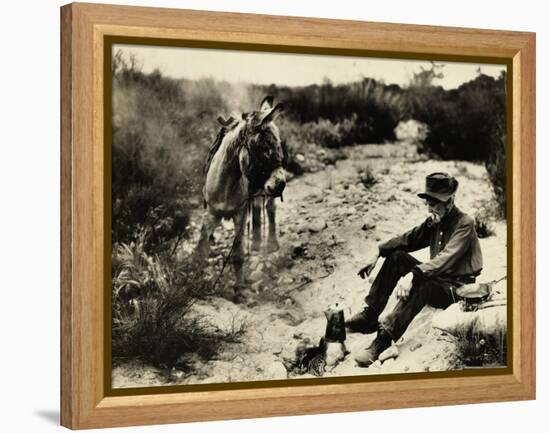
{"left": 259, "top": 95, "right": 274, "bottom": 112}
{"left": 217, "top": 116, "right": 236, "bottom": 126}
{"left": 260, "top": 102, "right": 285, "bottom": 126}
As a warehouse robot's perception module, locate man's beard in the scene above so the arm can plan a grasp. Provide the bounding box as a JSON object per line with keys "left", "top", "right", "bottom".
{"left": 430, "top": 212, "right": 442, "bottom": 224}
{"left": 429, "top": 202, "right": 454, "bottom": 223}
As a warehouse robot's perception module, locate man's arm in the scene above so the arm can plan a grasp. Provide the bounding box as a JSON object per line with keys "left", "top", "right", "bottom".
{"left": 378, "top": 219, "right": 431, "bottom": 257}
{"left": 413, "top": 217, "right": 474, "bottom": 277}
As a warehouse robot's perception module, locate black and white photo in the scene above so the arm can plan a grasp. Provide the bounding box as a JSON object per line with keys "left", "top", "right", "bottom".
{"left": 109, "top": 43, "right": 508, "bottom": 389}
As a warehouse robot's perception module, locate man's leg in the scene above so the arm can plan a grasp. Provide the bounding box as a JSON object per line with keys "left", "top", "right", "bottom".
{"left": 365, "top": 250, "right": 421, "bottom": 315}
{"left": 355, "top": 276, "right": 455, "bottom": 367}
{"left": 346, "top": 250, "right": 420, "bottom": 333}
{"left": 381, "top": 276, "right": 455, "bottom": 341}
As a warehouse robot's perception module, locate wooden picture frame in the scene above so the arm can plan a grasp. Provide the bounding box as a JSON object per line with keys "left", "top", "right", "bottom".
{"left": 61, "top": 2, "right": 535, "bottom": 429}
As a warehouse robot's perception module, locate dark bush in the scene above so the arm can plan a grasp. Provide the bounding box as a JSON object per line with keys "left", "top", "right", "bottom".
{"left": 112, "top": 54, "right": 228, "bottom": 252}
{"left": 405, "top": 72, "right": 507, "bottom": 215}
{"left": 253, "top": 78, "right": 405, "bottom": 143}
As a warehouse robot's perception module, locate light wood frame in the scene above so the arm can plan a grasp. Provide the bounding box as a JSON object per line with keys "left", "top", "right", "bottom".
{"left": 61, "top": 2, "right": 536, "bottom": 429}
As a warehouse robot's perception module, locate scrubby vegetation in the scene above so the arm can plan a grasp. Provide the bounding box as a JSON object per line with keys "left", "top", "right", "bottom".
{"left": 111, "top": 238, "right": 244, "bottom": 369}
{"left": 454, "top": 327, "right": 507, "bottom": 367}
{"left": 111, "top": 53, "right": 246, "bottom": 366}
{"left": 406, "top": 68, "right": 508, "bottom": 216}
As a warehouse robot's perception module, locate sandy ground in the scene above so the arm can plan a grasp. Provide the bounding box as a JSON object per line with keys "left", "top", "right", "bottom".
{"left": 113, "top": 143, "right": 507, "bottom": 388}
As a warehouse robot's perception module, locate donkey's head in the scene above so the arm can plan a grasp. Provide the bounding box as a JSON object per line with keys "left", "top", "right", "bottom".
{"left": 239, "top": 96, "right": 287, "bottom": 199}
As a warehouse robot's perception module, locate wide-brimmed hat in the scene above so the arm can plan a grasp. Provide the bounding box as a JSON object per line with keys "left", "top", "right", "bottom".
{"left": 417, "top": 172, "right": 458, "bottom": 202}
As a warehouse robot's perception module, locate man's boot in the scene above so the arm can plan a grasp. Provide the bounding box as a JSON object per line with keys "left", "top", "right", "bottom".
{"left": 354, "top": 328, "right": 392, "bottom": 368}
{"left": 345, "top": 306, "right": 378, "bottom": 334}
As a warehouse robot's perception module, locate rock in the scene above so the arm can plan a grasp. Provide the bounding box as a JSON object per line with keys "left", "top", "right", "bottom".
{"left": 379, "top": 346, "right": 399, "bottom": 362}
{"left": 327, "top": 235, "right": 343, "bottom": 247}
{"left": 309, "top": 193, "right": 322, "bottom": 203}
{"left": 264, "top": 361, "right": 288, "bottom": 380}
{"left": 325, "top": 196, "right": 340, "bottom": 207}
{"left": 278, "top": 275, "right": 294, "bottom": 285}
{"left": 410, "top": 343, "right": 422, "bottom": 352}
{"left": 382, "top": 358, "right": 396, "bottom": 369}
{"left": 361, "top": 222, "right": 376, "bottom": 231}
{"left": 347, "top": 183, "right": 359, "bottom": 193}
{"left": 474, "top": 305, "right": 506, "bottom": 336}
{"left": 248, "top": 256, "right": 261, "bottom": 269}
{"left": 251, "top": 280, "right": 263, "bottom": 293}
{"left": 433, "top": 303, "right": 476, "bottom": 335}
{"left": 295, "top": 153, "right": 305, "bottom": 163}
{"left": 249, "top": 269, "right": 266, "bottom": 283}
{"left": 170, "top": 368, "right": 185, "bottom": 380}
{"left": 308, "top": 218, "right": 327, "bottom": 233}
{"left": 279, "top": 336, "right": 315, "bottom": 365}
{"left": 325, "top": 341, "right": 347, "bottom": 367}
{"left": 431, "top": 302, "right": 507, "bottom": 338}
{"left": 284, "top": 298, "right": 293, "bottom": 307}
{"left": 291, "top": 244, "right": 308, "bottom": 259}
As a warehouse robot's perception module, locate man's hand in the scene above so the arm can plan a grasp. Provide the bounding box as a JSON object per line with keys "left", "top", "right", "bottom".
{"left": 396, "top": 272, "right": 413, "bottom": 300}
{"left": 358, "top": 254, "right": 379, "bottom": 279}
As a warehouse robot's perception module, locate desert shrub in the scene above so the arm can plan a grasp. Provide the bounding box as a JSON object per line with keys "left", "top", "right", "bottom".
{"left": 278, "top": 114, "right": 365, "bottom": 150}
{"left": 454, "top": 328, "right": 507, "bottom": 367}
{"left": 112, "top": 53, "right": 229, "bottom": 251}
{"left": 111, "top": 123, "right": 193, "bottom": 253}
{"left": 485, "top": 114, "right": 507, "bottom": 218}
{"left": 305, "top": 118, "right": 346, "bottom": 148}
{"left": 356, "top": 163, "right": 378, "bottom": 188}
{"left": 253, "top": 78, "right": 404, "bottom": 143}
{"left": 406, "top": 72, "right": 507, "bottom": 216}
{"left": 474, "top": 207, "right": 496, "bottom": 239}
{"left": 112, "top": 240, "right": 242, "bottom": 368}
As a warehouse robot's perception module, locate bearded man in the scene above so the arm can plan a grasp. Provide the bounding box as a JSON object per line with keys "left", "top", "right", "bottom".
{"left": 346, "top": 172, "right": 483, "bottom": 367}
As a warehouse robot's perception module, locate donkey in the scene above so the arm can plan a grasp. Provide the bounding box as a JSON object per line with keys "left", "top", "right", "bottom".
{"left": 197, "top": 96, "right": 287, "bottom": 289}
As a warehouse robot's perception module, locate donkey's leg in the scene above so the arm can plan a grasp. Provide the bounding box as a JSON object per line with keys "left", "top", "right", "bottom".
{"left": 251, "top": 196, "right": 262, "bottom": 252}
{"left": 266, "top": 197, "right": 280, "bottom": 253}
{"left": 231, "top": 209, "right": 248, "bottom": 288}
{"left": 196, "top": 211, "right": 221, "bottom": 260}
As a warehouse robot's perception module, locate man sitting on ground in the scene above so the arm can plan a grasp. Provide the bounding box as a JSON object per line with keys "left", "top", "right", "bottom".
{"left": 346, "top": 172, "right": 483, "bottom": 367}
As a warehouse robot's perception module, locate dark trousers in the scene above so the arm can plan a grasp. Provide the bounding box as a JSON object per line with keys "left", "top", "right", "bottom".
{"left": 366, "top": 250, "right": 466, "bottom": 341}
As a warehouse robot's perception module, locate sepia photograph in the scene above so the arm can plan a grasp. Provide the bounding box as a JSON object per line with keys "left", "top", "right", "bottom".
{"left": 109, "top": 42, "right": 508, "bottom": 389}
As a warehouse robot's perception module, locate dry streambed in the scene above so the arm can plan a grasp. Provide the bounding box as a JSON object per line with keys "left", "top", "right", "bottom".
{"left": 113, "top": 143, "right": 506, "bottom": 387}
